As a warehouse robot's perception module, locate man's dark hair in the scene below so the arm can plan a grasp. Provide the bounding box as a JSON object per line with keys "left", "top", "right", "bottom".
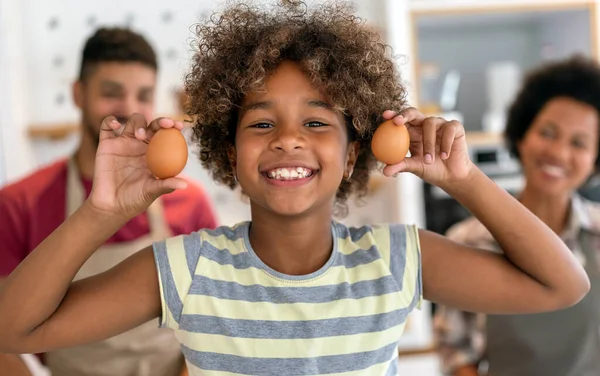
{"left": 78, "top": 27, "right": 158, "bottom": 81}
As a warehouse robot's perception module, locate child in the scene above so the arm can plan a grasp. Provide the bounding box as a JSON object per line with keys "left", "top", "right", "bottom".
{"left": 0, "top": 1, "right": 590, "bottom": 375}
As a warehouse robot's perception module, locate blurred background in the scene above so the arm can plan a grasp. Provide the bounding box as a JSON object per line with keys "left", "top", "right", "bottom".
{"left": 1, "top": 0, "right": 599, "bottom": 374}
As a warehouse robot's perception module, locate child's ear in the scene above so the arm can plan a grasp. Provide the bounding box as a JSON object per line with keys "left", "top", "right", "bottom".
{"left": 345, "top": 141, "right": 359, "bottom": 179}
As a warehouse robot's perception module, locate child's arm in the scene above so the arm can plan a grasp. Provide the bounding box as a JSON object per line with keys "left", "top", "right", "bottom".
{"left": 419, "top": 168, "right": 586, "bottom": 313}
{"left": 0, "top": 115, "right": 188, "bottom": 353}
{"left": 382, "top": 109, "right": 589, "bottom": 314}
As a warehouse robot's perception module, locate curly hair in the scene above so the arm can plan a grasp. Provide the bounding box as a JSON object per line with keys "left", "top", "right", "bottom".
{"left": 184, "top": 0, "right": 407, "bottom": 206}
{"left": 505, "top": 55, "right": 600, "bottom": 167}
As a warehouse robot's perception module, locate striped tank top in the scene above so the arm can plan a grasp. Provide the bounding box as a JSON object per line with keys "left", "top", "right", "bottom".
{"left": 152, "top": 221, "right": 423, "bottom": 375}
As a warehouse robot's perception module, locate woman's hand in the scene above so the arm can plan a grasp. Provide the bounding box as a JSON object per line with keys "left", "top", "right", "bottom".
{"left": 380, "top": 108, "right": 476, "bottom": 189}
{"left": 88, "top": 114, "right": 188, "bottom": 219}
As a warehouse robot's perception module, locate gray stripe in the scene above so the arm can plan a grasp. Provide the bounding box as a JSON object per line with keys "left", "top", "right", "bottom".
{"left": 152, "top": 241, "right": 184, "bottom": 325}
{"left": 201, "top": 242, "right": 258, "bottom": 270}
{"left": 334, "top": 222, "right": 373, "bottom": 242}
{"left": 388, "top": 224, "right": 407, "bottom": 289}
{"left": 180, "top": 308, "right": 409, "bottom": 339}
{"left": 205, "top": 222, "right": 374, "bottom": 245}
{"left": 181, "top": 341, "right": 399, "bottom": 375}
{"left": 385, "top": 357, "right": 399, "bottom": 376}
{"left": 188, "top": 275, "right": 400, "bottom": 303}
{"left": 202, "top": 223, "right": 247, "bottom": 241}
{"left": 200, "top": 242, "right": 381, "bottom": 271}
{"left": 332, "top": 245, "right": 381, "bottom": 268}
{"left": 184, "top": 233, "right": 203, "bottom": 277}
{"left": 414, "top": 238, "right": 423, "bottom": 309}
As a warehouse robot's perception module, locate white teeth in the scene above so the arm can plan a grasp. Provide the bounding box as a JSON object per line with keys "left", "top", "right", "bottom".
{"left": 267, "top": 167, "right": 313, "bottom": 180}
{"left": 541, "top": 165, "right": 566, "bottom": 178}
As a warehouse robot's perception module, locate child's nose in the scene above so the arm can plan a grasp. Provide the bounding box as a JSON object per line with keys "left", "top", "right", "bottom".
{"left": 271, "top": 124, "right": 306, "bottom": 152}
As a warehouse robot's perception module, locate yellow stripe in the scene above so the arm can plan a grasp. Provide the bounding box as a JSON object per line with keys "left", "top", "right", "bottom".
{"left": 182, "top": 291, "right": 405, "bottom": 320}
{"left": 335, "top": 227, "right": 380, "bottom": 255}
{"left": 372, "top": 225, "right": 391, "bottom": 268}
{"left": 185, "top": 363, "right": 239, "bottom": 376}
{"left": 197, "top": 257, "right": 391, "bottom": 287}
{"left": 165, "top": 236, "right": 193, "bottom": 303}
{"left": 163, "top": 302, "right": 178, "bottom": 329}
{"left": 185, "top": 359, "right": 395, "bottom": 376}
{"left": 179, "top": 324, "right": 406, "bottom": 358}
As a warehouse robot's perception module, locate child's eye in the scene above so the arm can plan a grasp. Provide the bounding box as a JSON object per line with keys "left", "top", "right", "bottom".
{"left": 251, "top": 123, "right": 273, "bottom": 129}
{"left": 305, "top": 121, "right": 327, "bottom": 128}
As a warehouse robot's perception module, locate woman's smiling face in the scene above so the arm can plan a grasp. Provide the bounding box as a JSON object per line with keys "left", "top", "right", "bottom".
{"left": 517, "top": 97, "right": 599, "bottom": 197}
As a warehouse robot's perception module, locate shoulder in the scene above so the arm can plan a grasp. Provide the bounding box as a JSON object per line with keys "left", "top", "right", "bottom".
{"left": 333, "top": 221, "right": 416, "bottom": 246}
{"left": 158, "top": 222, "right": 247, "bottom": 254}
{"left": 0, "top": 159, "right": 67, "bottom": 207}
{"left": 574, "top": 195, "right": 600, "bottom": 235}
{"left": 335, "top": 221, "right": 422, "bottom": 300}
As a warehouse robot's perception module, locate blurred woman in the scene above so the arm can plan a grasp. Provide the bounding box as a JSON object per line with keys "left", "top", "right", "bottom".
{"left": 434, "top": 56, "right": 600, "bottom": 376}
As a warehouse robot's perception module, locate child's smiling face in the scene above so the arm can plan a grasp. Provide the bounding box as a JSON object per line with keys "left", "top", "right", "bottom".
{"left": 231, "top": 60, "right": 358, "bottom": 217}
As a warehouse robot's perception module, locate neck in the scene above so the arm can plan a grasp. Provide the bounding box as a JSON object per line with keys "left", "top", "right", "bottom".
{"left": 518, "top": 184, "right": 572, "bottom": 235}
{"left": 248, "top": 204, "right": 334, "bottom": 276}
{"left": 74, "top": 130, "right": 97, "bottom": 180}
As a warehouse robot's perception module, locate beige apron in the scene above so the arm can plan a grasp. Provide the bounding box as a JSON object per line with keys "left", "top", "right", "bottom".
{"left": 45, "top": 158, "right": 183, "bottom": 376}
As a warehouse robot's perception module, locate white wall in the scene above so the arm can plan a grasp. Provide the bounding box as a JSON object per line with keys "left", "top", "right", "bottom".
{"left": 0, "top": 0, "right": 37, "bottom": 185}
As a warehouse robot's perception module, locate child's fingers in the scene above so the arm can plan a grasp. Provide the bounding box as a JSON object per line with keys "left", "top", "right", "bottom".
{"left": 121, "top": 114, "right": 149, "bottom": 140}
{"left": 146, "top": 117, "right": 177, "bottom": 139}
{"left": 99, "top": 116, "right": 122, "bottom": 141}
{"left": 440, "top": 121, "right": 459, "bottom": 160}
{"left": 421, "top": 117, "right": 439, "bottom": 164}
{"left": 381, "top": 156, "right": 424, "bottom": 178}
{"left": 399, "top": 107, "right": 426, "bottom": 124}
{"left": 382, "top": 110, "right": 397, "bottom": 119}
{"left": 148, "top": 176, "right": 188, "bottom": 197}
{"left": 392, "top": 115, "right": 405, "bottom": 126}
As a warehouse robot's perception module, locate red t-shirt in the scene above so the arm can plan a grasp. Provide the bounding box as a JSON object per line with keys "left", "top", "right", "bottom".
{"left": 0, "top": 158, "right": 218, "bottom": 276}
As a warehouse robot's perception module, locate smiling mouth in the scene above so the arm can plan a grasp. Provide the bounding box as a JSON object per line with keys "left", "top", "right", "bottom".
{"left": 540, "top": 164, "right": 567, "bottom": 179}
{"left": 264, "top": 167, "right": 316, "bottom": 181}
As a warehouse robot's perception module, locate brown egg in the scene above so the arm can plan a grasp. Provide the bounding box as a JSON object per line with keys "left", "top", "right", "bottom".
{"left": 371, "top": 119, "right": 410, "bottom": 165}
{"left": 146, "top": 128, "right": 188, "bottom": 179}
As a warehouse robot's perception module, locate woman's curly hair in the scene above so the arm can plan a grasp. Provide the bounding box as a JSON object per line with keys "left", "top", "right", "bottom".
{"left": 505, "top": 55, "right": 600, "bottom": 167}
{"left": 185, "top": 0, "right": 407, "bottom": 206}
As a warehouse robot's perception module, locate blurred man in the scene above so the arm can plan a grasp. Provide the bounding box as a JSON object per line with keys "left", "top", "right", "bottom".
{"left": 0, "top": 27, "right": 217, "bottom": 376}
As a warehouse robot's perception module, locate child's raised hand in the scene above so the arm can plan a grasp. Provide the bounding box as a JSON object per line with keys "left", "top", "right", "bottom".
{"left": 381, "top": 108, "right": 475, "bottom": 188}
{"left": 87, "top": 114, "right": 188, "bottom": 219}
